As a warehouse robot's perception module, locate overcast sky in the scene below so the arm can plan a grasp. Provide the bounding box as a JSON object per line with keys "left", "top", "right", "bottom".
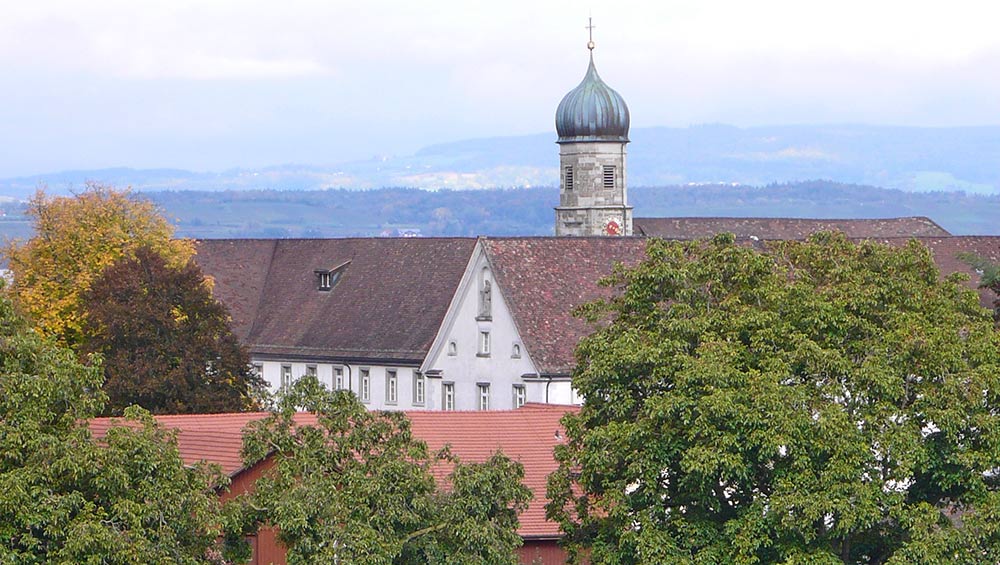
{"left": 1, "top": 0, "right": 999, "bottom": 177}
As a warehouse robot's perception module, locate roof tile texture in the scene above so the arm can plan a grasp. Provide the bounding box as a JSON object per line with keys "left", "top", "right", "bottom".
{"left": 484, "top": 235, "right": 1000, "bottom": 377}
{"left": 89, "top": 403, "right": 575, "bottom": 538}
{"left": 484, "top": 237, "right": 648, "bottom": 376}
{"left": 195, "top": 238, "right": 477, "bottom": 362}
{"left": 634, "top": 216, "right": 950, "bottom": 239}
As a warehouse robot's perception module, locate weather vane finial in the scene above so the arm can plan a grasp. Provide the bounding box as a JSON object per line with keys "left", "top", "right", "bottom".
{"left": 586, "top": 16, "right": 595, "bottom": 51}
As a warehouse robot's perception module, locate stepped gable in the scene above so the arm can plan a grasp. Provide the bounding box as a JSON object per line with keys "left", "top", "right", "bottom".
{"left": 195, "top": 238, "right": 477, "bottom": 363}
{"left": 89, "top": 403, "right": 576, "bottom": 539}
{"left": 194, "top": 239, "right": 277, "bottom": 341}
{"left": 634, "top": 216, "right": 950, "bottom": 239}
{"left": 484, "top": 237, "right": 648, "bottom": 376}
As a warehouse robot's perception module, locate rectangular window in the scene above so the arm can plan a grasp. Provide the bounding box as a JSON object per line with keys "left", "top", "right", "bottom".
{"left": 603, "top": 165, "right": 615, "bottom": 189}
{"left": 478, "top": 331, "right": 491, "bottom": 357}
{"left": 361, "top": 368, "right": 371, "bottom": 403}
{"left": 333, "top": 366, "right": 344, "bottom": 390}
{"left": 281, "top": 364, "right": 292, "bottom": 388}
{"left": 478, "top": 383, "right": 490, "bottom": 411}
{"left": 513, "top": 385, "right": 526, "bottom": 409}
{"left": 443, "top": 383, "right": 455, "bottom": 411}
{"left": 413, "top": 371, "right": 425, "bottom": 405}
{"left": 564, "top": 166, "right": 574, "bottom": 191}
{"left": 386, "top": 370, "right": 398, "bottom": 404}
{"left": 305, "top": 364, "right": 317, "bottom": 378}
{"left": 251, "top": 363, "right": 263, "bottom": 379}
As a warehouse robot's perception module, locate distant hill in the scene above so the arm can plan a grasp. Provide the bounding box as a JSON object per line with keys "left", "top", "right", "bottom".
{"left": 2, "top": 124, "right": 998, "bottom": 198}
{"left": 0, "top": 182, "right": 996, "bottom": 242}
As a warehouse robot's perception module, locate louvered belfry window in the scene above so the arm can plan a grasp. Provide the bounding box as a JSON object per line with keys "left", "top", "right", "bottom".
{"left": 603, "top": 165, "right": 615, "bottom": 189}
{"left": 564, "top": 166, "right": 574, "bottom": 190}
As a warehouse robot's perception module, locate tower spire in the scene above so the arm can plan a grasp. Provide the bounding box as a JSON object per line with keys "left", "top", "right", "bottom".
{"left": 586, "top": 16, "right": 595, "bottom": 51}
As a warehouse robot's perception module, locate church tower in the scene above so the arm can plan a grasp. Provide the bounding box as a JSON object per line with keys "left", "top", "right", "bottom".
{"left": 554, "top": 21, "right": 632, "bottom": 236}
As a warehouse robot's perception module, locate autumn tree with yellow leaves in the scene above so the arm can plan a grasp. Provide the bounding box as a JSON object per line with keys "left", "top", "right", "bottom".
{"left": 4, "top": 184, "right": 194, "bottom": 346}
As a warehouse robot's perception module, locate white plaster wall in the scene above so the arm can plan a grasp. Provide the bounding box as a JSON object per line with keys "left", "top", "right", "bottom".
{"left": 422, "top": 249, "right": 539, "bottom": 410}
{"left": 253, "top": 359, "right": 428, "bottom": 410}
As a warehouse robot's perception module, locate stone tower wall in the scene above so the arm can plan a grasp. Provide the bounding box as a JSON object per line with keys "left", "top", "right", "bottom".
{"left": 555, "top": 141, "right": 633, "bottom": 236}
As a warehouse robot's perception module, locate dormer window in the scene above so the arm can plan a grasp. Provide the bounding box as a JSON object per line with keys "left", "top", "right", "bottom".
{"left": 314, "top": 260, "right": 351, "bottom": 292}
{"left": 316, "top": 271, "right": 332, "bottom": 290}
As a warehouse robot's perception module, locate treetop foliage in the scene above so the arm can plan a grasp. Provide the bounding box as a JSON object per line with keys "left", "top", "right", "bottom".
{"left": 0, "top": 291, "right": 226, "bottom": 563}
{"left": 228, "top": 376, "right": 532, "bottom": 564}
{"left": 82, "top": 245, "right": 265, "bottom": 415}
{"left": 548, "top": 232, "right": 1000, "bottom": 564}
{"left": 4, "top": 184, "right": 194, "bottom": 346}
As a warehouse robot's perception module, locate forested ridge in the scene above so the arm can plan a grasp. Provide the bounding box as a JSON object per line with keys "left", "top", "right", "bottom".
{"left": 0, "top": 181, "right": 996, "bottom": 241}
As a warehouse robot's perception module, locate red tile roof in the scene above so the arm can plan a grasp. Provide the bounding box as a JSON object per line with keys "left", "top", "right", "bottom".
{"left": 634, "top": 216, "right": 950, "bottom": 239}
{"left": 195, "top": 238, "right": 478, "bottom": 363}
{"left": 88, "top": 403, "right": 576, "bottom": 539}
{"left": 485, "top": 235, "right": 1000, "bottom": 377}
{"left": 484, "top": 237, "right": 648, "bottom": 376}
{"left": 894, "top": 236, "right": 1000, "bottom": 310}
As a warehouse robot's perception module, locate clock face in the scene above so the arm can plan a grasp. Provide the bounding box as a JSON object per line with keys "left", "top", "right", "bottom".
{"left": 603, "top": 218, "right": 622, "bottom": 236}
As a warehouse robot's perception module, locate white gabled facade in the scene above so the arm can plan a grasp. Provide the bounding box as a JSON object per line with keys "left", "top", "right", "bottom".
{"left": 249, "top": 239, "right": 580, "bottom": 412}
{"left": 421, "top": 240, "right": 543, "bottom": 410}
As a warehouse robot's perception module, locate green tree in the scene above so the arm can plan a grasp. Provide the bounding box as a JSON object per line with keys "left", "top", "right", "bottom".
{"left": 82, "top": 246, "right": 266, "bottom": 415}
{"left": 4, "top": 184, "right": 194, "bottom": 347}
{"left": 0, "top": 291, "right": 226, "bottom": 563}
{"left": 229, "top": 376, "right": 532, "bottom": 564}
{"left": 958, "top": 251, "right": 1000, "bottom": 322}
{"left": 547, "top": 233, "right": 1000, "bottom": 564}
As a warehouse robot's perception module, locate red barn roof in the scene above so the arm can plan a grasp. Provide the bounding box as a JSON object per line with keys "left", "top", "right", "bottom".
{"left": 89, "top": 403, "right": 575, "bottom": 539}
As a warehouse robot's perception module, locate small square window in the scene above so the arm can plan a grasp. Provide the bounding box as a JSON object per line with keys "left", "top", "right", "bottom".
{"left": 305, "top": 364, "right": 317, "bottom": 378}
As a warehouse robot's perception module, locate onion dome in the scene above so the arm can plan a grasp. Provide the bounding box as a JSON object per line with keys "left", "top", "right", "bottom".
{"left": 555, "top": 53, "right": 630, "bottom": 143}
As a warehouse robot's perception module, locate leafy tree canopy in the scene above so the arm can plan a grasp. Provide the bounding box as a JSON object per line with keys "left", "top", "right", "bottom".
{"left": 229, "top": 376, "right": 532, "bottom": 564}
{"left": 548, "top": 233, "right": 1000, "bottom": 564}
{"left": 0, "top": 291, "right": 226, "bottom": 563}
{"left": 958, "top": 251, "right": 1000, "bottom": 322}
{"left": 82, "top": 245, "right": 266, "bottom": 415}
{"left": 4, "top": 184, "right": 194, "bottom": 346}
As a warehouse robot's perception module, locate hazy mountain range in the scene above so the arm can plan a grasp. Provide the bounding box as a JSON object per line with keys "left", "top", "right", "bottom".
{"left": 2, "top": 124, "right": 999, "bottom": 199}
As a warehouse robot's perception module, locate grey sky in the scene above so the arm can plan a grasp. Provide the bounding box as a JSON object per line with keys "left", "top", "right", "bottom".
{"left": 1, "top": 0, "right": 998, "bottom": 177}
